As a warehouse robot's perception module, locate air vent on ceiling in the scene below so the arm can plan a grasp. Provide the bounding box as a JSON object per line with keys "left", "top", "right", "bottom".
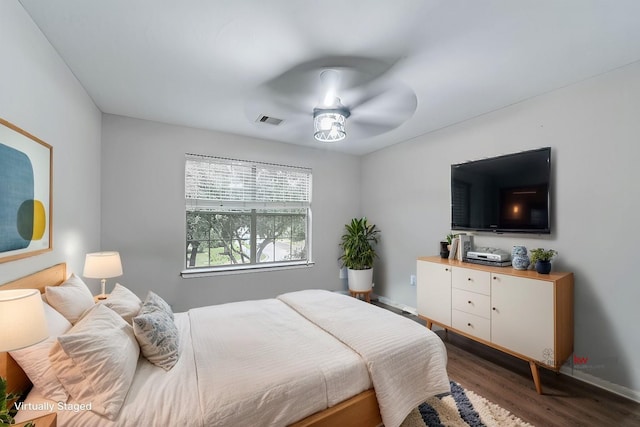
{"left": 256, "top": 115, "right": 284, "bottom": 126}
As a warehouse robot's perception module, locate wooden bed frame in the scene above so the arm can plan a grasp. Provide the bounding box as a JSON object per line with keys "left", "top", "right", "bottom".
{"left": 0, "top": 263, "right": 383, "bottom": 427}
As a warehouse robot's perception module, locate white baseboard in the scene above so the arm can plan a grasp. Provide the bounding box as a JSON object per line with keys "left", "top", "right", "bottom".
{"left": 376, "top": 296, "right": 418, "bottom": 316}
{"left": 378, "top": 295, "right": 640, "bottom": 403}
{"left": 560, "top": 366, "right": 640, "bottom": 403}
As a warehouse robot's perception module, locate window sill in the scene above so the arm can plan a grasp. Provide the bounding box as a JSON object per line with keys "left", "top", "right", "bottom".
{"left": 181, "top": 261, "right": 315, "bottom": 278}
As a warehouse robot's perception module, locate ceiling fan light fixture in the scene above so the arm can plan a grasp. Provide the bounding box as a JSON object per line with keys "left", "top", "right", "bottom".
{"left": 313, "top": 109, "right": 348, "bottom": 143}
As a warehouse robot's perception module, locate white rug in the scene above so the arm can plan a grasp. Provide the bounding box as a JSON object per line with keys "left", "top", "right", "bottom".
{"left": 401, "top": 381, "right": 534, "bottom": 427}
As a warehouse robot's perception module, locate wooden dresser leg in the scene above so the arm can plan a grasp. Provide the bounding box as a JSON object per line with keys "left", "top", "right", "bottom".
{"left": 426, "top": 320, "right": 433, "bottom": 330}
{"left": 529, "top": 361, "right": 543, "bottom": 395}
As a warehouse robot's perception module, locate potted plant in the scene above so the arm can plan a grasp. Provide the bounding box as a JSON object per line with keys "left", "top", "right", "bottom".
{"left": 440, "top": 233, "right": 456, "bottom": 258}
{"left": 339, "top": 217, "right": 380, "bottom": 292}
{"left": 529, "top": 248, "right": 557, "bottom": 274}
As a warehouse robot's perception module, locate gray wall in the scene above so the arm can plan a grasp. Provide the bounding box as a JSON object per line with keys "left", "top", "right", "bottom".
{"left": 0, "top": 1, "right": 102, "bottom": 287}
{"left": 100, "top": 115, "right": 360, "bottom": 312}
{"left": 362, "top": 61, "right": 640, "bottom": 397}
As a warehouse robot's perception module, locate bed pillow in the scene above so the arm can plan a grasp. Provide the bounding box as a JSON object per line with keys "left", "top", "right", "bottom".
{"left": 141, "top": 291, "right": 174, "bottom": 319}
{"left": 10, "top": 301, "right": 71, "bottom": 402}
{"left": 101, "top": 283, "right": 142, "bottom": 323}
{"left": 45, "top": 274, "right": 95, "bottom": 324}
{"left": 49, "top": 304, "right": 140, "bottom": 420}
{"left": 133, "top": 308, "right": 180, "bottom": 370}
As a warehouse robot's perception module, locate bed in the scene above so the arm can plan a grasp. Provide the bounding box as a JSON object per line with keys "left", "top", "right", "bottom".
{"left": 1, "top": 263, "right": 449, "bottom": 427}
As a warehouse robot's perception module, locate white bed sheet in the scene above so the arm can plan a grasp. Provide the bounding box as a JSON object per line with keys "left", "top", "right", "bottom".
{"left": 190, "top": 298, "right": 372, "bottom": 426}
{"left": 15, "top": 312, "right": 203, "bottom": 427}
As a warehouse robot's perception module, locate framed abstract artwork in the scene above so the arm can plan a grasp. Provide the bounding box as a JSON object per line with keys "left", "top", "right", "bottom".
{"left": 0, "top": 118, "right": 52, "bottom": 263}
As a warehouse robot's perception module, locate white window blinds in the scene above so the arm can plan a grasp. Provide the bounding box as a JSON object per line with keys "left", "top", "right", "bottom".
{"left": 185, "top": 154, "right": 312, "bottom": 211}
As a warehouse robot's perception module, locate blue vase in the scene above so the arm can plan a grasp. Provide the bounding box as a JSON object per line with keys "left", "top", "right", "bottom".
{"left": 512, "top": 246, "right": 530, "bottom": 270}
{"left": 535, "top": 260, "right": 552, "bottom": 274}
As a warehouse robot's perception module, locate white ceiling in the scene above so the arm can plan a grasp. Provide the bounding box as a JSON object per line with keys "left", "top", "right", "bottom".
{"left": 19, "top": 0, "right": 640, "bottom": 155}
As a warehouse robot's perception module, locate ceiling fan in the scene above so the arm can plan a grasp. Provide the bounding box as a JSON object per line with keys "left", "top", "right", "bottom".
{"left": 312, "top": 69, "right": 350, "bottom": 142}
{"left": 245, "top": 57, "right": 418, "bottom": 143}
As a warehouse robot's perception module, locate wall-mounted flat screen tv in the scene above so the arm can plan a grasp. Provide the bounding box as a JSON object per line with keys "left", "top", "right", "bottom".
{"left": 451, "top": 147, "right": 551, "bottom": 234}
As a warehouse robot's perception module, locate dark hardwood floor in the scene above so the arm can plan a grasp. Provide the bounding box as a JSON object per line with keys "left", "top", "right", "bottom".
{"left": 375, "top": 301, "right": 640, "bottom": 427}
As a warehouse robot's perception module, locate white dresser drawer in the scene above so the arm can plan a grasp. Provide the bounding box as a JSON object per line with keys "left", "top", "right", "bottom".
{"left": 452, "top": 310, "right": 491, "bottom": 342}
{"left": 452, "top": 266, "right": 491, "bottom": 295}
{"left": 451, "top": 288, "right": 491, "bottom": 319}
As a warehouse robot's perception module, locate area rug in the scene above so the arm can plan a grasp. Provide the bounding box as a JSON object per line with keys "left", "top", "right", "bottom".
{"left": 400, "top": 381, "right": 534, "bottom": 427}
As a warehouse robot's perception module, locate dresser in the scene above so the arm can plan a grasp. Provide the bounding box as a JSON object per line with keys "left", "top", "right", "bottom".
{"left": 417, "top": 256, "right": 574, "bottom": 394}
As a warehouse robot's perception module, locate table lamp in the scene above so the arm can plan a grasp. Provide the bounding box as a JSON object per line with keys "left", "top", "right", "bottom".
{"left": 83, "top": 251, "right": 123, "bottom": 300}
{"left": 0, "top": 289, "right": 48, "bottom": 352}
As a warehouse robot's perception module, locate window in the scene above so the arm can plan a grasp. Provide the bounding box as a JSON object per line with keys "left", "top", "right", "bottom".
{"left": 184, "top": 154, "right": 312, "bottom": 273}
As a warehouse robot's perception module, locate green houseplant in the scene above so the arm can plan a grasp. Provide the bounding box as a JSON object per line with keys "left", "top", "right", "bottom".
{"left": 529, "top": 248, "right": 557, "bottom": 274}
{"left": 0, "top": 377, "right": 17, "bottom": 426}
{"left": 339, "top": 217, "right": 380, "bottom": 291}
{"left": 1, "top": 377, "right": 34, "bottom": 427}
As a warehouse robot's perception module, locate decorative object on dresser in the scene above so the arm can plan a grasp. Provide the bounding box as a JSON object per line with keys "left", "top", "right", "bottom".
{"left": 83, "top": 251, "right": 123, "bottom": 299}
{"left": 0, "top": 289, "right": 49, "bottom": 427}
{"left": 416, "top": 256, "right": 574, "bottom": 395}
{"left": 440, "top": 233, "right": 456, "bottom": 258}
{"left": 529, "top": 248, "right": 557, "bottom": 274}
{"left": 439, "top": 241, "right": 449, "bottom": 259}
{"left": 511, "top": 245, "right": 530, "bottom": 270}
{"left": 339, "top": 217, "right": 380, "bottom": 293}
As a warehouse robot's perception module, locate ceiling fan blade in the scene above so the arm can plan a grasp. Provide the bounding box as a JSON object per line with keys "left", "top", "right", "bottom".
{"left": 351, "top": 88, "right": 417, "bottom": 124}
{"left": 346, "top": 120, "right": 399, "bottom": 139}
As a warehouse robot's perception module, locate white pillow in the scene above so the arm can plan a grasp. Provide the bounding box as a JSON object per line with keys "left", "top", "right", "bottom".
{"left": 45, "top": 274, "right": 95, "bottom": 324}
{"left": 101, "top": 283, "right": 142, "bottom": 323}
{"left": 133, "top": 308, "right": 180, "bottom": 370}
{"left": 10, "top": 301, "right": 71, "bottom": 402}
{"left": 49, "top": 304, "right": 140, "bottom": 420}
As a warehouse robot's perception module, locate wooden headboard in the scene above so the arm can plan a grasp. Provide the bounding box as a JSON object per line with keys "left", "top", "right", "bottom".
{"left": 0, "top": 263, "right": 67, "bottom": 394}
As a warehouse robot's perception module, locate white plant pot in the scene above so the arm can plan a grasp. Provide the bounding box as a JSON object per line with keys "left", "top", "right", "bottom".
{"left": 347, "top": 268, "right": 373, "bottom": 292}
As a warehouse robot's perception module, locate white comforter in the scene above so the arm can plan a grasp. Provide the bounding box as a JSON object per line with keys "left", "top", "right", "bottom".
{"left": 278, "top": 290, "right": 450, "bottom": 427}
{"left": 189, "top": 297, "right": 372, "bottom": 426}
{"left": 16, "top": 290, "right": 448, "bottom": 427}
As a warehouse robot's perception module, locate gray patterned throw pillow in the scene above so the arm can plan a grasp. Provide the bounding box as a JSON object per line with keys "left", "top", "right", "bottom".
{"left": 133, "top": 309, "right": 180, "bottom": 370}
{"left": 142, "top": 291, "right": 174, "bottom": 320}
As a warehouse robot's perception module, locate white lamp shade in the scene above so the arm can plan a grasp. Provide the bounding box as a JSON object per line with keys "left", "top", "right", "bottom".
{"left": 83, "top": 251, "right": 123, "bottom": 279}
{"left": 0, "top": 289, "right": 49, "bottom": 352}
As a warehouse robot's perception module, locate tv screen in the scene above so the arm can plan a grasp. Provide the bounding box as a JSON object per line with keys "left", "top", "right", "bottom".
{"left": 451, "top": 147, "right": 551, "bottom": 234}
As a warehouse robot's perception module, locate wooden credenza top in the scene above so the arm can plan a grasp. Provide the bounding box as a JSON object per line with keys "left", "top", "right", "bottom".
{"left": 417, "top": 256, "right": 573, "bottom": 282}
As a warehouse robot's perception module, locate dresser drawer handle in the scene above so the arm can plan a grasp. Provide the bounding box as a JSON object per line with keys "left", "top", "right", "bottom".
{"left": 467, "top": 277, "right": 472, "bottom": 281}
{"left": 467, "top": 322, "right": 472, "bottom": 327}
{"left": 467, "top": 300, "right": 472, "bottom": 304}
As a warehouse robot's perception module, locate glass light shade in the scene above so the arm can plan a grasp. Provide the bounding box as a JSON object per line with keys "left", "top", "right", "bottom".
{"left": 314, "top": 111, "right": 346, "bottom": 142}
{"left": 83, "top": 251, "right": 123, "bottom": 279}
{"left": 0, "top": 289, "right": 48, "bottom": 352}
